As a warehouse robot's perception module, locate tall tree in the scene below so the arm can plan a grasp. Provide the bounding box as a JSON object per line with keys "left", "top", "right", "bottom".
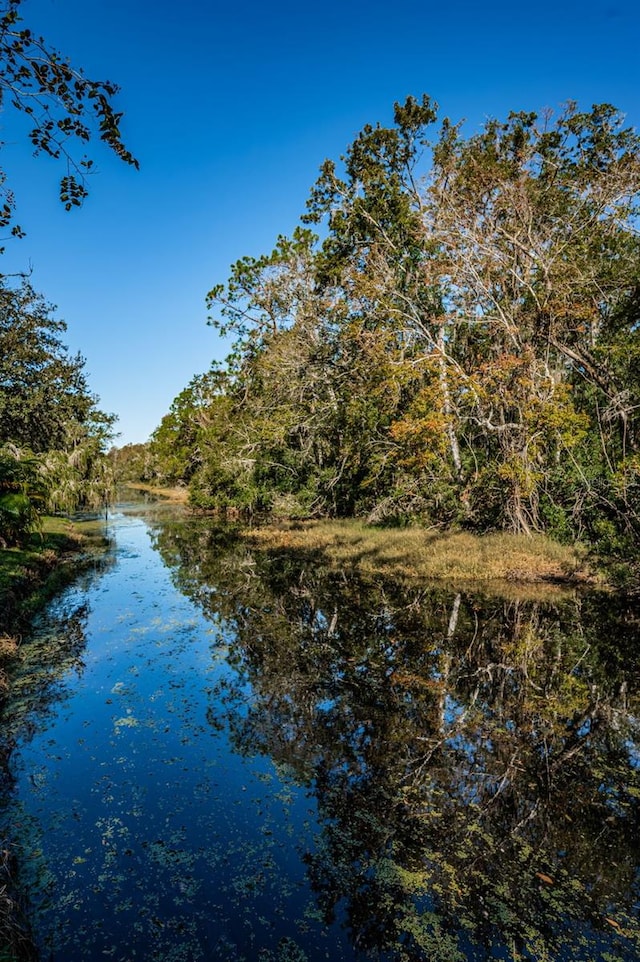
{"left": 193, "top": 96, "right": 640, "bottom": 543}
{"left": 303, "top": 95, "right": 464, "bottom": 519}
{"left": 0, "top": 280, "right": 102, "bottom": 451}
{"left": 426, "top": 103, "right": 640, "bottom": 532}
{"left": 0, "top": 278, "right": 116, "bottom": 518}
{"left": 205, "top": 230, "right": 342, "bottom": 514}
{"left": 150, "top": 367, "right": 227, "bottom": 487}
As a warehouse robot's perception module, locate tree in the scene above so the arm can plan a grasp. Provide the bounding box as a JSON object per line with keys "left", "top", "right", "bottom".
{"left": 150, "top": 366, "right": 229, "bottom": 488}
{"left": 0, "top": 442, "right": 43, "bottom": 545}
{"left": 189, "top": 96, "right": 640, "bottom": 545}
{"left": 304, "top": 99, "right": 640, "bottom": 534}
{"left": 204, "top": 230, "right": 342, "bottom": 515}
{"left": 108, "top": 442, "right": 156, "bottom": 485}
{"left": 0, "top": 278, "right": 116, "bottom": 516}
{"left": 0, "top": 279, "right": 105, "bottom": 450}
{"left": 0, "top": 0, "right": 137, "bottom": 242}
{"left": 424, "top": 103, "right": 640, "bottom": 532}
{"left": 303, "top": 96, "right": 464, "bottom": 520}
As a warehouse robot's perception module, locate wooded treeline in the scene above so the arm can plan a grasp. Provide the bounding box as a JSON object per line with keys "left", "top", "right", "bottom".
{"left": 0, "top": 279, "right": 115, "bottom": 545}
{"left": 0, "top": 0, "right": 137, "bottom": 548}
{"left": 146, "top": 97, "right": 640, "bottom": 554}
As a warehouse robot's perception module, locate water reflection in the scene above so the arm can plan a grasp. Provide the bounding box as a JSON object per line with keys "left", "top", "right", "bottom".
{"left": 1, "top": 514, "right": 354, "bottom": 962}
{"left": 0, "top": 570, "right": 101, "bottom": 961}
{"left": 1, "top": 508, "right": 638, "bottom": 962}
{"left": 151, "top": 518, "right": 640, "bottom": 961}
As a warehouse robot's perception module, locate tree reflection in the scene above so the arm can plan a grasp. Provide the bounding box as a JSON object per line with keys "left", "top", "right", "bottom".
{"left": 0, "top": 596, "right": 94, "bottom": 961}
{"left": 0, "top": 600, "right": 91, "bottom": 777}
{"left": 151, "top": 519, "right": 640, "bottom": 961}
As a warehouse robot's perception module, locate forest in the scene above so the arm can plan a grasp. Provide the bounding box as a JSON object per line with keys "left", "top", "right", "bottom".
{"left": 4, "top": 90, "right": 640, "bottom": 581}
{"left": 0, "top": 279, "right": 117, "bottom": 542}
{"left": 142, "top": 96, "right": 640, "bottom": 571}
{"left": 1, "top": 3, "right": 637, "bottom": 567}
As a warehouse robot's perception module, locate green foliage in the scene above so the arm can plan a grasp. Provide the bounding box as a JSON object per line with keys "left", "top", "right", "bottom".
{"left": 0, "top": 490, "right": 36, "bottom": 545}
{"left": 0, "top": 280, "right": 111, "bottom": 451}
{"left": 0, "top": 445, "right": 44, "bottom": 545}
{"left": 160, "top": 97, "right": 640, "bottom": 558}
{"left": 0, "top": 278, "right": 116, "bottom": 525}
{"left": 149, "top": 367, "right": 228, "bottom": 487}
{"left": 108, "top": 442, "right": 155, "bottom": 484}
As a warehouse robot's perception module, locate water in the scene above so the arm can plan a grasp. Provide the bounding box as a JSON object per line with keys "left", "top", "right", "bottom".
{"left": 1, "top": 502, "right": 639, "bottom": 961}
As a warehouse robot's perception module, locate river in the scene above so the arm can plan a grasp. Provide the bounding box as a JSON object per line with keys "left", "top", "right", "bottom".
{"left": 0, "top": 499, "right": 639, "bottom": 961}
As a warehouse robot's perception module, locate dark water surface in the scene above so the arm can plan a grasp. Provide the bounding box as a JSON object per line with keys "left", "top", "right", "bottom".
{"left": 1, "top": 502, "right": 639, "bottom": 961}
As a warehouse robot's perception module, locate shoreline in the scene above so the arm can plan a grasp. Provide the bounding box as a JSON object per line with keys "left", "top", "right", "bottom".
{"left": 239, "top": 519, "right": 603, "bottom": 599}
{"left": 120, "top": 484, "right": 605, "bottom": 596}
{"left": 0, "top": 516, "right": 110, "bottom": 693}
{"left": 121, "top": 481, "right": 189, "bottom": 504}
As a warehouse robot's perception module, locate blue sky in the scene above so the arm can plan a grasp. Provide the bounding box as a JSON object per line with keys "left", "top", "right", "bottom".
{"left": 2, "top": 0, "right": 639, "bottom": 445}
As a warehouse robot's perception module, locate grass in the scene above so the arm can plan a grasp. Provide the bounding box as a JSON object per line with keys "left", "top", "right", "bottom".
{"left": 0, "top": 516, "right": 107, "bottom": 613}
{"left": 0, "top": 515, "right": 110, "bottom": 690}
{"left": 241, "top": 519, "right": 600, "bottom": 598}
{"left": 118, "top": 488, "right": 602, "bottom": 596}
{"left": 121, "top": 482, "right": 188, "bottom": 504}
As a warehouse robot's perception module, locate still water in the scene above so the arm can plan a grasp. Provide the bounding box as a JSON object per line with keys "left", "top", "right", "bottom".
{"left": 1, "top": 501, "right": 639, "bottom": 961}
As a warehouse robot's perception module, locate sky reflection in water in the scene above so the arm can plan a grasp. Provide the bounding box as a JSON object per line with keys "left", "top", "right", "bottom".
{"left": 1, "top": 504, "right": 639, "bottom": 962}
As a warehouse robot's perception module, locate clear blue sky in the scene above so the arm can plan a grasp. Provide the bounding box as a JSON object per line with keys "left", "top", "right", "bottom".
{"left": 2, "top": 0, "right": 639, "bottom": 445}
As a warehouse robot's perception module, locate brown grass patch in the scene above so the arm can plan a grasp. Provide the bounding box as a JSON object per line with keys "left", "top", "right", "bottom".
{"left": 242, "top": 520, "right": 598, "bottom": 596}
{"left": 0, "top": 635, "right": 18, "bottom": 659}
{"left": 123, "top": 482, "right": 189, "bottom": 504}
{"left": 0, "top": 634, "right": 18, "bottom": 693}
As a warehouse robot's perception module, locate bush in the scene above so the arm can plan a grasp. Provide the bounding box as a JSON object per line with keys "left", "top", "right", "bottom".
{"left": 0, "top": 449, "right": 44, "bottom": 547}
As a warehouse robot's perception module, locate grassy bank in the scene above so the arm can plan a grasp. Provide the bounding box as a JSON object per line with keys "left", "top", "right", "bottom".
{"left": 0, "top": 515, "right": 109, "bottom": 691}
{"left": 241, "top": 520, "right": 600, "bottom": 597}
{"left": 122, "top": 482, "right": 188, "bottom": 504}
{"left": 121, "top": 484, "right": 602, "bottom": 596}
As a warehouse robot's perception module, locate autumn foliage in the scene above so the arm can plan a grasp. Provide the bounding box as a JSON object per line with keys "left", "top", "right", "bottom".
{"left": 152, "top": 98, "right": 640, "bottom": 556}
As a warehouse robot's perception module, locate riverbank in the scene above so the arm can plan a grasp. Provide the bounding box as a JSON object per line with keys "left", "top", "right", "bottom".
{"left": 122, "top": 482, "right": 189, "bottom": 503}
{"left": 122, "top": 485, "right": 604, "bottom": 594}
{"left": 241, "top": 519, "right": 601, "bottom": 596}
{"left": 0, "top": 516, "right": 109, "bottom": 691}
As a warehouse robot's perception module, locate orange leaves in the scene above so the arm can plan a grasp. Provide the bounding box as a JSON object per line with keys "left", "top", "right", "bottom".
{"left": 389, "top": 411, "right": 449, "bottom": 473}
{"left": 390, "top": 414, "right": 446, "bottom": 444}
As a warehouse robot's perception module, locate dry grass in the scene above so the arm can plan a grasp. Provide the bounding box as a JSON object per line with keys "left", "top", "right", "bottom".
{"left": 0, "top": 635, "right": 18, "bottom": 659}
{"left": 123, "top": 482, "right": 189, "bottom": 504}
{"left": 0, "top": 634, "right": 18, "bottom": 694}
{"left": 242, "top": 520, "right": 599, "bottom": 596}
